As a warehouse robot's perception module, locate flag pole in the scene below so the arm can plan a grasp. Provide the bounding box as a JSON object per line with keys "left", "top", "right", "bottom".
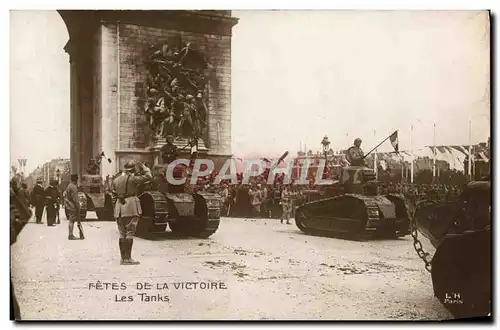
{"left": 401, "top": 155, "right": 405, "bottom": 184}
{"left": 373, "top": 129, "right": 378, "bottom": 179}
{"left": 410, "top": 125, "right": 414, "bottom": 183}
{"left": 468, "top": 120, "right": 473, "bottom": 180}
{"left": 432, "top": 122, "right": 436, "bottom": 182}
{"left": 363, "top": 134, "right": 392, "bottom": 159}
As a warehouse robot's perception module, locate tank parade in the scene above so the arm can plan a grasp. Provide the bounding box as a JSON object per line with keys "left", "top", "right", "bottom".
{"left": 12, "top": 132, "right": 491, "bottom": 320}
{"left": 10, "top": 10, "right": 492, "bottom": 322}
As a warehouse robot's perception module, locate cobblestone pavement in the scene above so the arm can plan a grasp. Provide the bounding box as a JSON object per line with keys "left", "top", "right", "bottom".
{"left": 11, "top": 211, "right": 452, "bottom": 320}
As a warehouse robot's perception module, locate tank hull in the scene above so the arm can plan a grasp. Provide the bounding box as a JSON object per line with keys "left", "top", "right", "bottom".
{"left": 84, "top": 192, "right": 114, "bottom": 221}
{"left": 137, "top": 190, "right": 221, "bottom": 238}
{"left": 295, "top": 194, "right": 409, "bottom": 238}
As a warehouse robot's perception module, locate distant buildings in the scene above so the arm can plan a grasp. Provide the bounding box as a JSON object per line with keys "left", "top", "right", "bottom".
{"left": 25, "top": 158, "right": 70, "bottom": 190}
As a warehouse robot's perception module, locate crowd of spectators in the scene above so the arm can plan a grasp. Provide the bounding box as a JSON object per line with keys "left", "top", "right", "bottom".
{"left": 193, "top": 174, "right": 465, "bottom": 219}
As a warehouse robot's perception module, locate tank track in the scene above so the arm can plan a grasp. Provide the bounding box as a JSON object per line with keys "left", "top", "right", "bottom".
{"left": 169, "top": 217, "right": 219, "bottom": 238}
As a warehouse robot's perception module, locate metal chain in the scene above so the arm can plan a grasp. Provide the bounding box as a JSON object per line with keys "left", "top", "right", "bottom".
{"left": 408, "top": 199, "right": 433, "bottom": 273}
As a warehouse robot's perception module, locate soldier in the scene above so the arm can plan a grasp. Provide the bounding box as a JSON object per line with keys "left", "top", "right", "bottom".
{"left": 86, "top": 158, "right": 99, "bottom": 175}
{"left": 346, "top": 138, "right": 365, "bottom": 166}
{"left": 160, "top": 135, "right": 178, "bottom": 164}
{"left": 280, "top": 185, "right": 292, "bottom": 224}
{"left": 31, "top": 178, "right": 45, "bottom": 224}
{"left": 65, "top": 174, "right": 83, "bottom": 240}
{"left": 112, "top": 160, "right": 152, "bottom": 265}
{"left": 249, "top": 184, "right": 263, "bottom": 218}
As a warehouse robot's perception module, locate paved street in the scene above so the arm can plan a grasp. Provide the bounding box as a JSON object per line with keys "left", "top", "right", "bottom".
{"left": 11, "top": 210, "right": 452, "bottom": 320}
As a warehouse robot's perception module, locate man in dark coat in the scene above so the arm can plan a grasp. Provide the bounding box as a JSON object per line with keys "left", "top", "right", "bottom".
{"left": 44, "top": 180, "right": 59, "bottom": 227}
{"left": 20, "top": 183, "right": 30, "bottom": 206}
{"left": 31, "top": 178, "right": 45, "bottom": 223}
{"left": 10, "top": 178, "right": 32, "bottom": 320}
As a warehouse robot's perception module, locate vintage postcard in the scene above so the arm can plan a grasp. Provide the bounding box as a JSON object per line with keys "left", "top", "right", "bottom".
{"left": 9, "top": 10, "right": 491, "bottom": 321}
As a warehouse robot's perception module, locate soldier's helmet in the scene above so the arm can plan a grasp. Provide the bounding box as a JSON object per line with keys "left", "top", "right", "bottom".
{"left": 123, "top": 160, "right": 136, "bottom": 172}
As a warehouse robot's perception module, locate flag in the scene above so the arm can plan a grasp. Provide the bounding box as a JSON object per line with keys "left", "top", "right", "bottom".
{"left": 389, "top": 131, "right": 399, "bottom": 152}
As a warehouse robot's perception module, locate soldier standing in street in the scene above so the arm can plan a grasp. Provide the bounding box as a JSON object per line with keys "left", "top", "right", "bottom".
{"left": 280, "top": 185, "right": 292, "bottom": 224}
{"left": 112, "top": 160, "right": 152, "bottom": 265}
{"left": 346, "top": 138, "right": 365, "bottom": 166}
{"left": 64, "top": 174, "right": 83, "bottom": 240}
{"left": 31, "top": 178, "right": 45, "bottom": 224}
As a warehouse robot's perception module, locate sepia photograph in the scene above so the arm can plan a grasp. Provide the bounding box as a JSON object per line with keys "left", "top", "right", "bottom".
{"left": 9, "top": 8, "right": 492, "bottom": 321}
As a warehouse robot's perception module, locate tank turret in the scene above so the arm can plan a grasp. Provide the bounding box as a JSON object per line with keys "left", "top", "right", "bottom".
{"left": 339, "top": 165, "right": 377, "bottom": 194}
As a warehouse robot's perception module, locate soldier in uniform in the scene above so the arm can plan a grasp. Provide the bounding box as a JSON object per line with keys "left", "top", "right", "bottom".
{"left": 64, "top": 174, "right": 83, "bottom": 240}
{"left": 160, "top": 135, "right": 178, "bottom": 164}
{"left": 31, "top": 178, "right": 45, "bottom": 224}
{"left": 346, "top": 138, "right": 365, "bottom": 166}
{"left": 86, "top": 158, "right": 100, "bottom": 175}
{"left": 280, "top": 185, "right": 292, "bottom": 224}
{"left": 112, "top": 160, "right": 152, "bottom": 265}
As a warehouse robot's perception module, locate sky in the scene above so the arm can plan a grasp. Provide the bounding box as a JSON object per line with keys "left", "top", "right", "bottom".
{"left": 10, "top": 10, "right": 491, "bottom": 173}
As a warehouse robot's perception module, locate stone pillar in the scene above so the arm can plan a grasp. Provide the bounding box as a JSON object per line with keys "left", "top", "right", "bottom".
{"left": 99, "top": 23, "right": 119, "bottom": 176}
{"left": 65, "top": 41, "right": 82, "bottom": 175}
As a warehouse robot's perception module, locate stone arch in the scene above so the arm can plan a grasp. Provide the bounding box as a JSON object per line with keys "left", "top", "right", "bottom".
{"left": 55, "top": 10, "right": 238, "bottom": 177}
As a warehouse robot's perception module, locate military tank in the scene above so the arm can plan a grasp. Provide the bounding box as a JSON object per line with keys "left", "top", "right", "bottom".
{"left": 64, "top": 152, "right": 114, "bottom": 221}
{"left": 295, "top": 165, "right": 410, "bottom": 238}
{"left": 78, "top": 173, "right": 114, "bottom": 221}
{"left": 412, "top": 179, "right": 491, "bottom": 319}
{"left": 135, "top": 158, "right": 221, "bottom": 239}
